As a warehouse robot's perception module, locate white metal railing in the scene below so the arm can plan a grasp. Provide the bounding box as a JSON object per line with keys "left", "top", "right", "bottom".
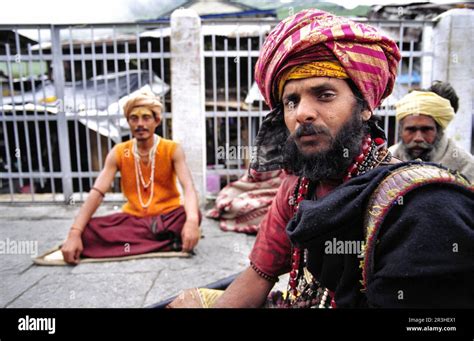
{"left": 0, "top": 18, "right": 434, "bottom": 203}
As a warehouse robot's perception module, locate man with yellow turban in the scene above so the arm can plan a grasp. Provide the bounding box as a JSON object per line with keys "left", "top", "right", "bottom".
{"left": 389, "top": 82, "right": 474, "bottom": 182}
{"left": 167, "top": 9, "right": 473, "bottom": 309}
{"left": 61, "top": 91, "right": 201, "bottom": 264}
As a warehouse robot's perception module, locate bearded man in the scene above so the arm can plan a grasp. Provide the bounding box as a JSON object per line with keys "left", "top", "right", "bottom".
{"left": 167, "top": 9, "right": 473, "bottom": 308}
{"left": 389, "top": 82, "right": 474, "bottom": 182}
{"left": 61, "top": 92, "right": 201, "bottom": 264}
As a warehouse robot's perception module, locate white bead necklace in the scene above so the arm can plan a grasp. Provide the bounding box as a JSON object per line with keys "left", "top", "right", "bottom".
{"left": 133, "top": 134, "right": 159, "bottom": 208}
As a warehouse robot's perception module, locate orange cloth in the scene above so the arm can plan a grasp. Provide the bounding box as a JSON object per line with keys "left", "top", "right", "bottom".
{"left": 115, "top": 138, "right": 181, "bottom": 217}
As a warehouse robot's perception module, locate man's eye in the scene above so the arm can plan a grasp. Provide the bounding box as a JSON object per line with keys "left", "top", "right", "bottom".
{"left": 319, "top": 92, "right": 335, "bottom": 100}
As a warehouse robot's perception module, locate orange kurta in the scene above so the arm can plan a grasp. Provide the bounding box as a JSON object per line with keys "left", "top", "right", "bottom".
{"left": 115, "top": 137, "right": 181, "bottom": 217}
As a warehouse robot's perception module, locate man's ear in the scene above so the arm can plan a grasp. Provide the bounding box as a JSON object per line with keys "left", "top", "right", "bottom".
{"left": 361, "top": 109, "right": 372, "bottom": 121}
{"left": 155, "top": 115, "right": 162, "bottom": 126}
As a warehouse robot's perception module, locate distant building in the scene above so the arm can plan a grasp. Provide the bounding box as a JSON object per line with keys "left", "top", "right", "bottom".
{"left": 368, "top": 1, "right": 473, "bottom": 21}
{"left": 157, "top": 0, "right": 276, "bottom": 20}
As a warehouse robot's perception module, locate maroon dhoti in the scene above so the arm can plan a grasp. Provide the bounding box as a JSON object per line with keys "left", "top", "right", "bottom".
{"left": 81, "top": 206, "right": 188, "bottom": 258}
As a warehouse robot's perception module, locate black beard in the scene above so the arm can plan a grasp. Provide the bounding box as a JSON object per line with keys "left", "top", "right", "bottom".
{"left": 282, "top": 108, "right": 369, "bottom": 182}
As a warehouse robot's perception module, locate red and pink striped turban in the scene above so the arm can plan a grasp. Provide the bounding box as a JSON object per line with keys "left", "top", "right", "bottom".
{"left": 255, "top": 9, "right": 401, "bottom": 111}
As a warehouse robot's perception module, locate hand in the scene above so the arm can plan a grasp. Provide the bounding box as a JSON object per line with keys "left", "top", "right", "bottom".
{"left": 180, "top": 220, "right": 200, "bottom": 252}
{"left": 61, "top": 230, "right": 84, "bottom": 265}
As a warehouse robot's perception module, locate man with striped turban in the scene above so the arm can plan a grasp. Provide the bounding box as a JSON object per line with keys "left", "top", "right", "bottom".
{"left": 167, "top": 9, "right": 473, "bottom": 309}
{"left": 61, "top": 91, "right": 201, "bottom": 264}
{"left": 389, "top": 82, "right": 474, "bottom": 182}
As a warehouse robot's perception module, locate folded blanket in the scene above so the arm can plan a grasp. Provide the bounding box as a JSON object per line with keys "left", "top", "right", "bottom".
{"left": 206, "top": 170, "right": 284, "bottom": 234}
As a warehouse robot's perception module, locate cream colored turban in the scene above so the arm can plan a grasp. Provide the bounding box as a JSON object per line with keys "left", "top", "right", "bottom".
{"left": 123, "top": 91, "right": 162, "bottom": 122}
{"left": 396, "top": 91, "right": 455, "bottom": 129}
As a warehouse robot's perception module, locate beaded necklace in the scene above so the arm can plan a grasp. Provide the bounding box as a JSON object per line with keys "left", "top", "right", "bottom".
{"left": 284, "top": 134, "right": 391, "bottom": 308}
{"left": 133, "top": 134, "right": 159, "bottom": 208}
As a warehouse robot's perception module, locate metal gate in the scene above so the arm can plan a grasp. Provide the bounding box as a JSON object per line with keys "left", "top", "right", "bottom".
{"left": 0, "top": 19, "right": 434, "bottom": 202}
{"left": 0, "top": 23, "right": 171, "bottom": 203}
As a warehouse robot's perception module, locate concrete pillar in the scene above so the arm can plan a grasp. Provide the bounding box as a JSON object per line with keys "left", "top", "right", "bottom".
{"left": 432, "top": 8, "right": 473, "bottom": 152}
{"left": 420, "top": 24, "right": 434, "bottom": 89}
{"left": 170, "top": 9, "right": 206, "bottom": 202}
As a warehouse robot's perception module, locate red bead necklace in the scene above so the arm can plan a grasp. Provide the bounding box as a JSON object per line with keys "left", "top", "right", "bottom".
{"left": 288, "top": 134, "right": 386, "bottom": 307}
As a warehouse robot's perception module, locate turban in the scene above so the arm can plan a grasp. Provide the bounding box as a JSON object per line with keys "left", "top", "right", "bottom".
{"left": 249, "top": 9, "right": 399, "bottom": 174}
{"left": 254, "top": 9, "right": 401, "bottom": 111}
{"left": 396, "top": 91, "right": 455, "bottom": 129}
{"left": 123, "top": 91, "right": 162, "bottom": 122}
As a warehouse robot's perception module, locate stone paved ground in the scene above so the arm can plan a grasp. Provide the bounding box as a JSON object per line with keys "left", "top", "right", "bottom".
{"left": 0, "top": 204, "right": 290, "bottom": 308}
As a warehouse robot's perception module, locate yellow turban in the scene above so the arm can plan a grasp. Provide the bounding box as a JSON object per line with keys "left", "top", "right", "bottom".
{"left": 278, "top": 61, "right": 349, "bottom": 98}
{"left": 396, "top": 91, "right": 455, "bottom": 129}
{"left": 123, "top": 91, "right": 163, "bottom": 122}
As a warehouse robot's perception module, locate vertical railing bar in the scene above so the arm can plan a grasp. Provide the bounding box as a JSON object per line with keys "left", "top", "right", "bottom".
{"left": 147, "top": 39, "right": 154, "bottom": 134}
{"left": 159, "top": 25, "right": 167, "bottom": 138}
{"left": 37, "top": 28, "right": 56, "bottom": 200}
{"left": 112, "top": 26, "right": 122, "bottom": 192}
{"left": 408, "top": 40, "right": 414, "bottom": 90}
{"left": 69, "top": 26, "right": 83, "bottom": 200}
{"left": 211, "top": 31, "right": 218, "bottom": 168}
{"left": 125, "top": 41, "right": 131, "bottom": 97}
{"left": 146, "top": 38, "right": 159, "bottom": 139}
{"left": 258, "top": 24, "right": 263, "bottom": 126}
{"left": 125, "top": 42, "right": 132, "bottom": 141}
{"left": 14, "top": 29, "right": 35, "bottom": 200}
{"left": 224, "top": 38, "right": 230, "bottom": 184}
{"left": 0, "top": 67, "right": 14, "bottom": 202}
{"left": 102, "top": 42, "right": 112, "bottom": 154}
{"left": 80, "top": 43, "right": 93, "bottom": 188}
{"left": 247, "top": 37, "right": 252, "bottom": 155}
{"left": 90, "top": 26, "right": 103, "bottom": 171}
{"left": 5, "top": 43, "right": 24, "bottom": 188}
{"left": 112, "top": 26, "right": 122, "bottom": 148}
{"left": 147, "top": 40, "right": 153, "bottom": 99}
{"left": 394, "top": 22, "right": 405, "bottom": 144}
{"left": 398, "top": 22, "right": 404, "bottom": 78}
{"left": 236, "top": 26, "right": 242, "bottom": 171}
{"left": 136, "top": 25, "right": 142, "bottom": 89}
{"left": 27, "top": 42, "right": 45, "bottom": 189}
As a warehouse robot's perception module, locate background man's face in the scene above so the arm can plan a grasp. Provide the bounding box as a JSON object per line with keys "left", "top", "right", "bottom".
{"left": 400, "top": 115, "right": 437, "bottom": 158}
{"left": 282, "top": 77, "right": 369, "bottom": 157}
{"left": 127, "top": 107, "right": 160, "bottom": 141}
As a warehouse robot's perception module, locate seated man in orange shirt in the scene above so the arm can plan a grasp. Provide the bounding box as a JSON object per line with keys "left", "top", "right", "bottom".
{"left": 61, "top": 92, "right": 201, "bottom": 264}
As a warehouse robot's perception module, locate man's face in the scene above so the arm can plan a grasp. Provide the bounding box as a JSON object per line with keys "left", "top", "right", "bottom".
{"left": 282, "top": 77, "right": 371, "bottom": 157}
{"left": 127, "top": 107, "right": 160, "bottom": 141}
{"left": 400, "top": 115, "right": 437, "bottom": 159}
{"left": 280, "top": 77, "right": 371, "bottom": 181}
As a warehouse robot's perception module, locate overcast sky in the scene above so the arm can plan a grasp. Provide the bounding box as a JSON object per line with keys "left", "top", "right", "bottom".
{"left": 0, "top": 0, "right": 463, "bottom": 24}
